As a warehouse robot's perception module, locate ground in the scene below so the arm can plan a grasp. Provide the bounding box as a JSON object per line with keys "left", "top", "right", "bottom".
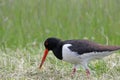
{"left": 0, "top": 47, "right": 120, "bottom": 80}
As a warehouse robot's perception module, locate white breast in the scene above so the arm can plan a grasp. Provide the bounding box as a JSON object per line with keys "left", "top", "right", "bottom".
{"left": 62, "top": 44, "right": 82, "bottom": 64}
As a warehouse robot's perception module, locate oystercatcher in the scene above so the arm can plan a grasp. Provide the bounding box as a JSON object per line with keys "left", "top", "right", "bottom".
{"left": 39, "top": 37, "right": 120, "bottom": 77}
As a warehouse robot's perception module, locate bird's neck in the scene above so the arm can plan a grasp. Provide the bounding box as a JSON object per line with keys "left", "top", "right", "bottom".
{"left": 52, "top": 42, "right": 63, "bottom": 60}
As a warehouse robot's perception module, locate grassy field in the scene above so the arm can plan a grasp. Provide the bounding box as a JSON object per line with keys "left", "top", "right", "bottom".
{"left": 0, "top": 0, "right": 120, "bottom": 80}
{"left": 0, "top": 48, "right": 120, "bottom": 80}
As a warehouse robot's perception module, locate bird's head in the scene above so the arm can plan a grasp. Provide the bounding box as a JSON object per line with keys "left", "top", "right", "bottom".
{"left": 39, "top": 37, "right": 61, "bottom": 69}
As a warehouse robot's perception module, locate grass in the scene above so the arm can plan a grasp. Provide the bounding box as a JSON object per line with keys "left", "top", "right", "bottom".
{"left": 0, "top": 0, "right": 120, "bottom": 48}
{"left": 0, "top": 47, "right": 120, "bottom": 80}
{"left": 0, "top": 0, "right": 120, "bottom": 80}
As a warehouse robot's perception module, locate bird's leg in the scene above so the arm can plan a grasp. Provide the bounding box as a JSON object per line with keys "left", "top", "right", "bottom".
{"left": 72, "top": 68, "right": 76, "bottom": 75}
{"left": 71, "top": 68, "right": 76, "bottom": 77}
{"left": 81, "top": 62, "right": 91, "bottom": 78}
{"left": 71, "top": 65, "right": 78, "bottom": 77}
{"left": 86, "top": 69, "right": 90, "bottom": 77}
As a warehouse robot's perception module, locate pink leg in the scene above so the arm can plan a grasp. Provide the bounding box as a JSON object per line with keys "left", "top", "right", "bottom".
{"left": 86, "top": 69, "right": 90, "bottom": 78}
{"left": 71, "top": 68, "right": 76, "bottom": 77}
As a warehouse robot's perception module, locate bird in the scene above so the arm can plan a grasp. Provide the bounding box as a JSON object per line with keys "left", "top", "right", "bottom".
{"left": 39, "top": 37, "right": 120, "bottom": 77}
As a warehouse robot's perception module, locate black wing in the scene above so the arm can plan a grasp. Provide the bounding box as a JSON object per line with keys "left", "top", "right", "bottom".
{"left": 63, "top": 40, "right": 120, "bottom": 55}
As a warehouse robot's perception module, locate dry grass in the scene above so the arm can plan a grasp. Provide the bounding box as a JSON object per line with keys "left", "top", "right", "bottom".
{"left": 0, "top": 47, "right": 120, "bottom": 80}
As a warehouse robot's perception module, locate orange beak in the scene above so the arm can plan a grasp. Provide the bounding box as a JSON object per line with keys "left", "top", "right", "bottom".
{"left": 39, "top": 49, "right": 49, "bottom": 69}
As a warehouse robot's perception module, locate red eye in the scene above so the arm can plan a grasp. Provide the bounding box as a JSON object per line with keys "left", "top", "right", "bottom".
{"left": 45, "top": 42, "right": 48, "bottom": 46}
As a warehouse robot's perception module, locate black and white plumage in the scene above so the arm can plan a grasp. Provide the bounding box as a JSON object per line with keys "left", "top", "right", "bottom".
{"left": 39, "top": 37, "right": 120, "bottom": 76}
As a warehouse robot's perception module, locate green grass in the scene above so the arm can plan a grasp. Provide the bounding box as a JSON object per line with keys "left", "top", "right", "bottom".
{"left": 0, "top": 0, "right": 120, "bottom": 79}
{"left": 0, "top": 48, "right": 120, "bottom": 80}
{"left": 0, "top": 0, "right": 120, "bottom": 48}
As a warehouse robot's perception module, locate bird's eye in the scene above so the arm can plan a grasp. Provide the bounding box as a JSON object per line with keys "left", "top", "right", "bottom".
{"left": 45, "top": 42, "right": 48, "bottom": 46}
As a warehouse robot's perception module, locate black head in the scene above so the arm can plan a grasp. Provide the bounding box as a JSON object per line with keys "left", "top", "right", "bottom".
{"left": 44, "top": 37, "right": 61, "bottom": 50}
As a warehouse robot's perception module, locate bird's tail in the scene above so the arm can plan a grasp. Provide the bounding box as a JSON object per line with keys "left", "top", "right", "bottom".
{"left": 99, "top": 45, "right": 120, "bottom": 52}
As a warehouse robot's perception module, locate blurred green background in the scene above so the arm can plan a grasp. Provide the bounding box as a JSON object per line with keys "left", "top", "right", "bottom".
{"left": 0, "top": 0, "right": 120, "bottom": 48}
